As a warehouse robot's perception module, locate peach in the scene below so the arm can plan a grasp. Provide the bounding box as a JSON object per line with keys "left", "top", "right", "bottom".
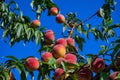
{"left": 56, "top": 38, "right": 67, "bottom": 47}
{"left": 8, "top": 72, "right": 15, "bottom": 80}
{"left": 56, "top": 14, "right": 65, "bottom": 23}
{"left": 25, "top": 57, "right": 39, "bottom": 71}
{"left": 66, "top": 38, "right": 75, "bottom": 46}
{"left": 109, "top": 71, "right": 120, "bottom": 80}
{"left": 57, "top": 57, "right": 67, "bottom": 65}
{"left": 49, "top": 7, "right": 59, "bottom": 15}
{"left": 54, "top": 68, "right": 64, "bottom": 80}
{"left": 64, "top": 53, "right": 77, "bottom": 64}
{"left": 52, "top": 44, "right": 66, "bottom": 59}
{"left": 76, "top": 68, "right": 92, "bottom": 80}
{"left": 31, "top": 20, "right": 40, "bottom": 28}
{"left": 44, "top": 30, "right": 55, "bottom": 44}
{"left": 91, "top": 58, "right": 105, "bottom": 73}
{"left": 41, "top": 52, "right": 53, "bottom": 62}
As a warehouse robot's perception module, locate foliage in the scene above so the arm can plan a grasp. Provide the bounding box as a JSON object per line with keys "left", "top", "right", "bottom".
{"left": 0, "top": 0, "right": 120, "bottom": 80}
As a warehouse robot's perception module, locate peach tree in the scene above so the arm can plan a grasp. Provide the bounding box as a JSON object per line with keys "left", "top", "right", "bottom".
{"left": 0, "top": 0, "right": 120, "bottom": 80}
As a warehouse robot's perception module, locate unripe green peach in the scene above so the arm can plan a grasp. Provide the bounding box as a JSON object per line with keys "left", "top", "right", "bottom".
{"left": 31, "top": 20, "right": 40, "bottom": 28}
{"left": 76, "top": 68, "right": 92, "bottom": 80}
{"left": 44, "top": 30, "right": 55, "bottom": 44}
{"left": 56, "top": 38, "right": 67, "bottom": 47}
{"left": 49, "top": 7, "right": 59, "bottom": 15}
{"left": 109, "top": 71, "right": 120, "bottom": 80}
{"left": 54, "top": 68, "right": 64, "bottom": 80}
{"left": 66, "top": 38, "right": 75, "bottom": 46}
{"left": 25, "top": 57, "right": 39, "bottom": 71}
{"left": 91, "top": 58, "right": 105, "bottom": 73}
{"left": 41, "top": 52, "right": 53, "bottom": 62}
{"left": 56, "top": 14, "right": 65, "bottom": 23}
{"left": 52, "top": 44, "right": 66, "bottom": 59}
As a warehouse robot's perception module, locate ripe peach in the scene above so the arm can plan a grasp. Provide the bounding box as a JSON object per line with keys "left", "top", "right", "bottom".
{"left": 54, "top": 68, "right": 64, "bottom": 80}
{"left": 56, "top": 14, "right": 65, "bottom": 23}
{"left": 64, "top": 53, "right": 77, "bottom": 64}
{"left": 44, "top": 30, "right": 55, "bottom": 44}
{"left": 66, "top": 38, "right": 75, "bottom": 46}
{"left": 91, "top": 58, "right": 105, "bottom": 73}
{"left": 57, "top": 57, "right": 67, "bottom": 65}
{"left": 109, "top": 71, "right": 120, "bottom": 80}
{"left": 8, "top": 72, "right": 15, "bottom": 80}
{"left": 41, "top": 52, "right": 53, "bottom": 62}
{"left": 76, "top": 68, "right": 92, "bottom": 80}
{"left": 52, "top": 44, "right": 66, "bottom": 59}
{"left": 25, "top": 57, "right": 39, "bottom": 71}
{"left": 31, "top": 20, "right": 40, "bottom": 28}
{"left": 49, "top": 7, "right": 59, "bottom": 15}
{"left": 56, "top": 38, "right": 67, "bottom": 47}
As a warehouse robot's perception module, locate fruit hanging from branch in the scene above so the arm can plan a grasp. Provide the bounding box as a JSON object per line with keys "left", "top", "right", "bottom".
{"left": 91, "top": 57, "right": 105, "bottom": 73}
{"left": 52, "top": 44, "right": 66, "bottom": 59}
{"left": 56, "top": 14, "right": 65, "bottom": 23}
{"left": 49, "top": 7, "right": 59, "bottom": 15}
{"left": 25, "top": 57, "right": 40, "bottom": 71}
{"left": 31, "top": 20, "right": 41, "bottom": 28}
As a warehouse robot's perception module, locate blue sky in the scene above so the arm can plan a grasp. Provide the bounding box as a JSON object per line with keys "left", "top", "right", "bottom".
{"left": 0, "top": 0, "right": 120, "bottom": 79}
{"left": 0, "top": 0, "right": 119, "bottom": 58}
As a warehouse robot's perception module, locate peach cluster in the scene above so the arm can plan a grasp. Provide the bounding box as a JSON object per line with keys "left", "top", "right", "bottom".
{"left": 49, "top": 7, "right": 65, "bottom": 24}
{"left": 24, "top": 28, "right": 108, "bottom": 80}
{"left": 42, "top": 32, "right": 78, "bottom": 79}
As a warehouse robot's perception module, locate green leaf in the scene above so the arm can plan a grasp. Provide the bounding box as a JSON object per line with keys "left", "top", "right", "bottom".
{"left": 37, "top": 71, "right": 42, "bottom": 80}
{"left": 5, "top": 56, "right": 18, "bottom": 61}
{"left": 29, "top": 72, "right": 34, "bottom": 80}
{"left": 115, "top": 73, "right": 120, "bottom": 79}
{"left": 3, "top": 71, "right": 9, "bottom": 80}
{"left": 74, "top": 35, "right": 85, "bottom": 51}
{"left": 35, "top": 30, "right": 42, "bottom": 45}
{"left": 48, "top": 58, "right": 57, "bottom": 69}
{"left": 8, "top": 0, "right": 18, "bottom": 10}
{"left": 30, "top": 0, "right": 34, "bottom": 10}
{"left": 76, "top": 25, "right": 83, "bottom": 34}
{"left": 86, "top": 24, "right": 91, "bottom": 29}
{"left": 40, "top": 27, "right": 46, "bottom": 31}
{"left": 23, "top": 16, "right": 30, "bottom": 23}
{"left": 26, "top": 28, "right": 33, "bottom": 40}
{"left": 17, "top": 23, "right": 23, "bottom": 37}
{"left": 2, "top": 29, "right": 9, "bottom": 38}
{"left": 86, "top": 53, "right": 96, "bottom": 57}
{"left": 62, "top": 24, "right": 67, "bottom": 33}
{"left": 107, "top": 29, "right": 115, "bottom": 37}
{"left": 86, "top": 57, "right": 92, "bottom": 65}
{"left": 100, "top": 72, "right": 109, "bottom": 80}
{"left": 61, "top": 62, "right": 67, "bottom": 72}
{"left": 84, "top": 30, "right": 89, "bottom": 39}
{"left": 0, "top": 75, "right": 5, "bottom": 80}
{"left": 21, "top": 70, "right": 27, "bottom": 80}
{"left": 112, "top": 44, "right": 120, "bottom": 56}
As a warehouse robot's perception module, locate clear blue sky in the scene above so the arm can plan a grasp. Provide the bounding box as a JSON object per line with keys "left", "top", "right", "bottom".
{"left": 0, "top": 0, "right": 119, "bottom": 58}
{"left": 0, "top": 0, "right": 120, "bottom": 79}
